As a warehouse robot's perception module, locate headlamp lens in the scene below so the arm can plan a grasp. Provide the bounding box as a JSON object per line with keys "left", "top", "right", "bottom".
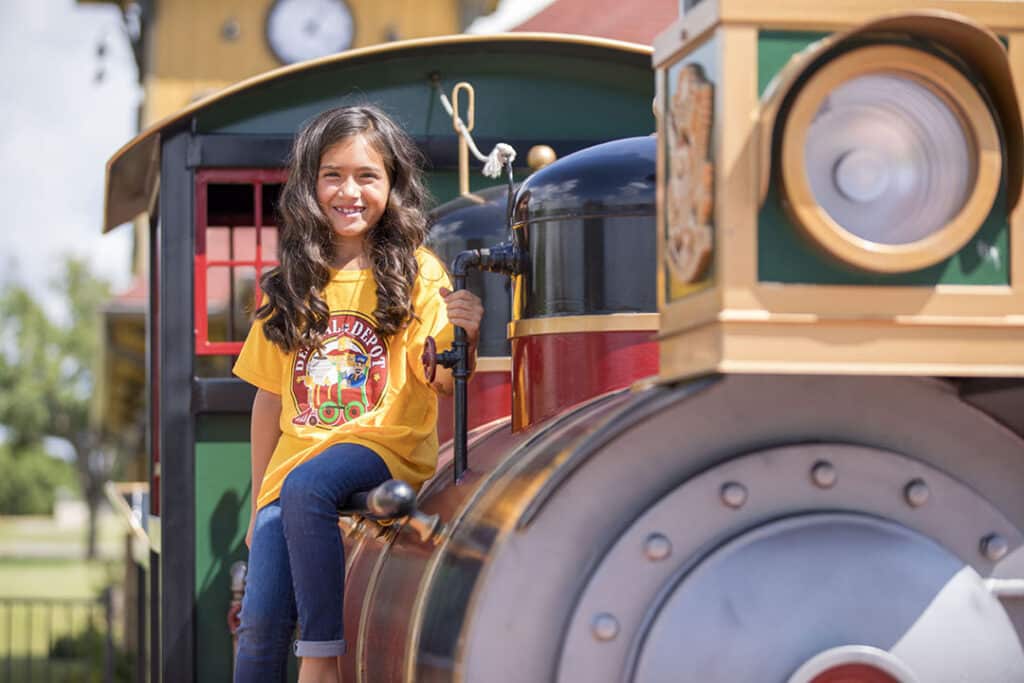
{"left": 804, "top": 73, "right": 975, "bottom": 246}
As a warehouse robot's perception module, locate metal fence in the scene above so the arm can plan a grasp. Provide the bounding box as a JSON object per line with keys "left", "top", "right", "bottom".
{"left": 0, "top": 591, "right": 114, "bottom": 683}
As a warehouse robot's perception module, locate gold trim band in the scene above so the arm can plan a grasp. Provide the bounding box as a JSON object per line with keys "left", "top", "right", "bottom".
{"left": 720, "top": 0, "right": 1024, "bottom": 32}
{"left": 474, "top": 357, "right": 512, "bottom": 373}
{"left": 659, "top": 317, "right": 1024, "bottom": 381}
{"left": 508, "top": 313, "right": 659, "bottom": 339}
{"left": 717, "top": 310, "right": 1024, "bottom": 328}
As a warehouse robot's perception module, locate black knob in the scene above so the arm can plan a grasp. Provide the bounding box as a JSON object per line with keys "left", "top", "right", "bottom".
{"left": 367, "top": 480, "right": 415, "bottom": 518}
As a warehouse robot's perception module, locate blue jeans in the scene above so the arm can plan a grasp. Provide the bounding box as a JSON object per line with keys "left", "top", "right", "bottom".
{"left": 234, "top": 443, "right": 392, "bottom": 682}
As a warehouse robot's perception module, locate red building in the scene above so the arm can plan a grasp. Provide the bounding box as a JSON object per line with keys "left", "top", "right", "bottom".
{"left": 515, "top": 0, "right": 677, "bottom": 44}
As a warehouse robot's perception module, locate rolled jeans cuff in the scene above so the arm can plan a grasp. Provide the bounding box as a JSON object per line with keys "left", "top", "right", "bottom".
{"left": 293, "top": 638, "right": 347, "bottom": 658}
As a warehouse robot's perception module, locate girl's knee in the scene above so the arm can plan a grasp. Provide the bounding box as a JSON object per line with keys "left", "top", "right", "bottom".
{"left": 236, "top": 606, "right": 295, "bottom": 653}
{"left": 280, "top": 460, "right": 328, "bottom": 510}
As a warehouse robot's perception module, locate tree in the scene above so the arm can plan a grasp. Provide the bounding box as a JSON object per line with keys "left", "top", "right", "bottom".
{"left": 0, "top": 257, "right": 114, "bottom": 558}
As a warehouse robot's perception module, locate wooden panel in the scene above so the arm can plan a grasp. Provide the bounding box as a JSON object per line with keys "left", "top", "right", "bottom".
{"left": 355, "top": 0, "right": 461, "bottom": 44}
{"left": 720, "top": 0, "right": 1024, "bottom": 32}
{"left": 148, "top": 0, "right": 273, "bottom": 81}
{"left": 143, "top": 75, "right": 233, "bottom": 126}
{"left": 150, "top": 0, "right": 473, "bottom": 86}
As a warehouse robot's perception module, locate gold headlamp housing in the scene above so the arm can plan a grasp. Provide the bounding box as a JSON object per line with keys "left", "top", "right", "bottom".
{"left": 761, "top": 10, "right": 1021, "bottom": 274}
{"left": 655, "top": 4, "right": 1024, "bottom": 381}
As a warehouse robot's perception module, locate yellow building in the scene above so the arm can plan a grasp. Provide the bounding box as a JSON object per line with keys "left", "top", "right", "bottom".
{"left": 82, "top": 0, "right": 498, "bottom": 123}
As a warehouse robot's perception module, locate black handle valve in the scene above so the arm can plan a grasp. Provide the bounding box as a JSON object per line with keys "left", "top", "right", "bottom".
{"left": 421, "top": 336, "right": 461, "bottom": 384}
{"left": 338, "top": 479, "right": 442, "bottom": 544}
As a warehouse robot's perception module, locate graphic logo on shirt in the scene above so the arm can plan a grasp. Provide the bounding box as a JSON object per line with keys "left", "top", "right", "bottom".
{"left": 291, "top": 312, "right": 388, "bottom": 428}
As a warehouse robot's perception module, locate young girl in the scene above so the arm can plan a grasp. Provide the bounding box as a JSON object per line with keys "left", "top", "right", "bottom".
{"left": 232, "top": 105, "right": 483, "bottom": 683}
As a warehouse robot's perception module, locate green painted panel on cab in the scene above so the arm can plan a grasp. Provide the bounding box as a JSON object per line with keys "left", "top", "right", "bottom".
{"left": 759, "top": 184, "right": 1009, "bottom": 285}
{"left": 196, "top": 413, "right": 250, "bottom": 442}
{"left": 197, "top": 52, "right": 653, "bottom": 140}
{"left": 427, "top": 172, "right": 506, "bottom": 208}
{"left": 758, "top": 31, "right": 828, "bottom": 97}
{"left": 756, "top": 31, "right": 1010, "bottom": 285}
{"left": 194, "top": 436, "right": 251, "bottom": 683}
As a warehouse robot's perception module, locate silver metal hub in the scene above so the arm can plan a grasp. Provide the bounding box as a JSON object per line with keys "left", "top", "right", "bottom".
{"left": 632, "top": 513, "right": 1017, "bottom": 681}
{"left": 556, "top": 444, "right": 1024, "bottom": 683}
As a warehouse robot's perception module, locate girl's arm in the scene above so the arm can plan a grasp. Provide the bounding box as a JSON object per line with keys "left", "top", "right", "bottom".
{"left": 247, "top": 388, "right": 283, "bottom": 548}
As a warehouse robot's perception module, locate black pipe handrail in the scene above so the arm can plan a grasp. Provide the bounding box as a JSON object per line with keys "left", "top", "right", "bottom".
{"left": 424, "top": 241, "right": 525, "bottom": 483}
{"left": 424, "top": 158, "right": 524, "bottom": 483}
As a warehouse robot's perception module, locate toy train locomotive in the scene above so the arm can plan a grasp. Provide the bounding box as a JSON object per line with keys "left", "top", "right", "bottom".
{"left": 102, "top": 2, "right": 1024, "bottom": 681}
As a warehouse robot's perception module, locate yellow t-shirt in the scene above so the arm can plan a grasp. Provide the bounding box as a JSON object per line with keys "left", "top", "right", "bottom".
{"left": 233, "top": 248, "right": 454, "bottom": 510}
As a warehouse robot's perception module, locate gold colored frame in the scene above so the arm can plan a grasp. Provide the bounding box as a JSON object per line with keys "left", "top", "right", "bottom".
{"left": 653, "top": 10, "right": 1024, "bottom": 381}
{"left": 779, "top": 44, "right": 1003, "bottom": 274}
{"left": 474, "top": 357, "right": 511, "bottom": 373}
{"left": 508, "top": 314, "right": 659, "bottom": 339}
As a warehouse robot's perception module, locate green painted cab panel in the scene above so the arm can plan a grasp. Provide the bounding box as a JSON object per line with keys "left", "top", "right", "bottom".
{"left": 196, "top": 414, "right": 250, "bottom": 442}
{"left": 427, "top": 171, "right": 504, "bottom": 206}
{"left": 197, "top": 47, "right": 654, "bottom": 141}
{"left": 758, "top": 185, "right": 1009, "bottom": 285}
{"left": 194, "top": 435, "right": 251, "bottom": 683}
{"left": 758, "top": 31, "right": 828, "bottom": 97}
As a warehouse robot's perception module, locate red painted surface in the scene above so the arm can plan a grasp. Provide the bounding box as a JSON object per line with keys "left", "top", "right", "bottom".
{"left": 514, "top": 0, "right": 676, "bottom": 45}
{"left": 151, "top": 238, "right": 160, "bottom": 516}
{"left": 810, "top": 663, "right": 900, "bottom": 683}
{"left": 512, "top": 331, "right": 658, "bottom": 431}
{"left": 194, "top": 169, "right": 285, "bottom": 356}
{"left": 436, "top": 369, "right": 512, "bottom": 445}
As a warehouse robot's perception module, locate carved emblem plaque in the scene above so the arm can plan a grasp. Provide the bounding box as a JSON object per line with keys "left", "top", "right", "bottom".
{"left": 665, "top": 63, "right": 714, "bottom": 294}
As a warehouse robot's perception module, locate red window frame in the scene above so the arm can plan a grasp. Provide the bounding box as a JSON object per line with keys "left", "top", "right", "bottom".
{"left": 194, "top": 169, "right": 286, "bottom": 355}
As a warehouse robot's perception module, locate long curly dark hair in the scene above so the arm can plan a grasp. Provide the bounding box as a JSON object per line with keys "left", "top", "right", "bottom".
{"left": 256, "top": 105, "right": 431, "bottom": 352}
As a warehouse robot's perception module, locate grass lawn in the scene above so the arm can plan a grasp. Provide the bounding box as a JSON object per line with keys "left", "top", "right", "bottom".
{"left": 0, "top": 557, "right": 119, "bottom": 599}
{"left": 0, "top": 513, "right": 128, "bottom": 669}
{"left": 0, "top": 657, "right": 95, "bottom": 683}
{"left": 0, "top": 514, "right": 123, "bottom": 560}
{"left": 0, "top": 558, "right": 122, "bottom": 661}
{"left": 0, "top": 593, "right": 107, "bottom": 659}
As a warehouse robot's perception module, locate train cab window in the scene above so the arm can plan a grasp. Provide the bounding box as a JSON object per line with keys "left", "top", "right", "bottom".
{"left": 194, "top": 171, "right": 284, "bottom": 375}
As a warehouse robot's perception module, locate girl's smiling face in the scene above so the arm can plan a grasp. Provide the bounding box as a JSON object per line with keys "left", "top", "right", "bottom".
{"left": 316, "top": 134, "right": 391, "bottom": 248}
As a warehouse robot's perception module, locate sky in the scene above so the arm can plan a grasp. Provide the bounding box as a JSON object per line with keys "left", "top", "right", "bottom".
{"left": 0, "top": 0, "right": 552, "bottom": 317}
{"left": 0, "top": 0, "right": 140, "bottom": 314}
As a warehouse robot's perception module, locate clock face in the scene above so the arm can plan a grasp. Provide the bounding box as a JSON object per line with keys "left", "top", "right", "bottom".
{"left": 266, "top": 0, "right": 355, "bottom": 65}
